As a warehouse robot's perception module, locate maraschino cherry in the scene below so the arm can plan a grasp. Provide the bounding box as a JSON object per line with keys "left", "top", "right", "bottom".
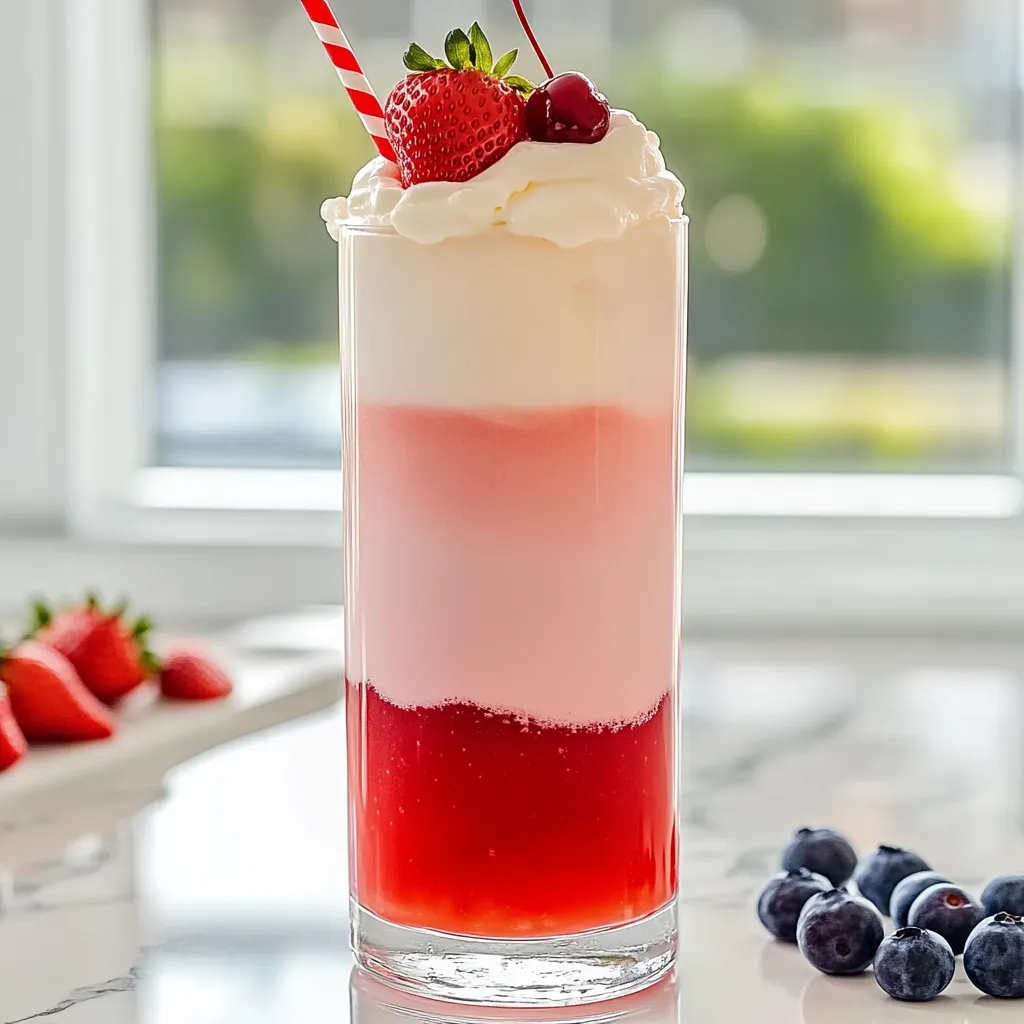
{"left": 527, "top": 72, "right": 611, "bottom": 144}
{"left": 510, "top": 0, "right": 611, "bottom": 145}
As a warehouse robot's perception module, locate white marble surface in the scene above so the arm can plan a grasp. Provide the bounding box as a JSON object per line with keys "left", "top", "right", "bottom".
{"left": 5, "top": 623, "right": 1024, "bottom": 1022}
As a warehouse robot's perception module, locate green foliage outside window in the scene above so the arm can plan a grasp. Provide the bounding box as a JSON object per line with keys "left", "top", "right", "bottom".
{"left": 157, "top": 55, "right": 1010, "bottom": 465}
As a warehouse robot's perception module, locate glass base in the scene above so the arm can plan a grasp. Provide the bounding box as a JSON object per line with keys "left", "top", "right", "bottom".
{"left": 350, "top": 900, "right": 677, "bottom": 1007}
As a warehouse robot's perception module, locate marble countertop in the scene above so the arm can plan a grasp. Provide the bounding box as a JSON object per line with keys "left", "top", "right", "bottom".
{"left": 4, "top": 620, "right": 1024, "bottom": 1022}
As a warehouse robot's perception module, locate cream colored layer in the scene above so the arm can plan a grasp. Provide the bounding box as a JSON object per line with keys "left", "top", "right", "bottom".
{"left": 343, "top": 220, "right": 683, "bottom": 414}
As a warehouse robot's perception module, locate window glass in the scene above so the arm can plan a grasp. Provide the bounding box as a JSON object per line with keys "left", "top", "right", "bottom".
{"left": 156, "top": 0, "right": 1013, "bottom": 472}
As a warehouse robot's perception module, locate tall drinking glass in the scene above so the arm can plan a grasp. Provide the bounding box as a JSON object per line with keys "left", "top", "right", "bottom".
{"left": 339, "top": 217, "right": 687, "bottom": 1005}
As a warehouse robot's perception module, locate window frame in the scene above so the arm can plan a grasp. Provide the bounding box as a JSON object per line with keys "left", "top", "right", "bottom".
{"left": 6, "top": 0, "right": 1024, "bottom": 630}
{"left": 0, "top": 0, "right": 68, "bottom": 527}
{"left": 64, "top": 0, "right": 158, "bottom": 542}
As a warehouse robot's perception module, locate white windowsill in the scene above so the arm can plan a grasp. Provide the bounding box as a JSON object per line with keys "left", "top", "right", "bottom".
{"left": 15, "top": 464, "right": 1004, "bottom": 635}
{"left": 4, "top": 503, "right": 1024, "bottom": 634}
{"left": 132, "top": 467, "right": 1024, "bottom": 519}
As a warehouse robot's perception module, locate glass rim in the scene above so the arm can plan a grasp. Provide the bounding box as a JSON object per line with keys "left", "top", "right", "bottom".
{"left": 333, "top": 214, "right": 689, "bottom": 239}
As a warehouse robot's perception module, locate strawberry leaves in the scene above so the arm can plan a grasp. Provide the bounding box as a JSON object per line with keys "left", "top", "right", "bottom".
{"left": 403, "top": 43, "right": 445, "bottom": 72}
{"left": 502, "top": 76, "right": 534, "bottom": 94}
{"left": 444, "top": 28, "right": 472, "bottom": 69}
{"left": 30, "top": 601, "right": 52, "bottom": 632}
{"left": 492, "top": 48, "right": 519, "bottom": 80}
{"left": 130, "top": 615, "right": 162, "bottom": 675}
{"left": 401, "top": 23, "right": 533, "bottom": 93}
{"left": 469, "top": 23, "right": 493, "bottom": 74}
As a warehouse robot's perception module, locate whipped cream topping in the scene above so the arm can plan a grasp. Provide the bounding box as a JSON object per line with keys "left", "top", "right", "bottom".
{"left": 321, "top": 109, "right": 684, "bottom": 248}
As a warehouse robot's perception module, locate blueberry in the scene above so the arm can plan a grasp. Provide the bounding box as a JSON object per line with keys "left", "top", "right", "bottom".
{"left": 872, "top": 927, "right": 955, "bottom": 1002}
{"left": 963, "top": 912, "right": 1024, "bottom": 998}
{"left": 981, "top": 875, "right": 1024, "bottom": 918}
{"left": 907, "top": 883, "right": 985, "bottom": 956}
{"left": 796, "top": 888, "right": 884, "bottom": 975}
{"left": 853, "top": 845, "right": 930, "bottom": 915}
{"left": 889, "top": 871, "right": 951, "bottom": 929}
{"left": 757, "top": 869, "right": 832, "bottom": 943}
{"left": 781, "top": 827, "right": 857, "bottom": 888}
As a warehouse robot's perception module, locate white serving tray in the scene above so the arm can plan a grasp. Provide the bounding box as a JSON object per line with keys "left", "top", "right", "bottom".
{"left": 0, "top": 630, "right": 344, "bottom": 870}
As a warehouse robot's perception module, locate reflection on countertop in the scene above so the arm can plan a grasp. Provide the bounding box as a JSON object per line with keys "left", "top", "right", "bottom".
{"left": 351, "top": 971, "right": 680, "bottom": 1024}
{"left": 4, "top": 625, "right": 1024, "bottom": 1022}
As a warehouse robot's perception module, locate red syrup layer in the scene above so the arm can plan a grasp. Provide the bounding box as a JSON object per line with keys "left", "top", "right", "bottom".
{"left": 347, "top": 681, "right": 677, "bottom": 938}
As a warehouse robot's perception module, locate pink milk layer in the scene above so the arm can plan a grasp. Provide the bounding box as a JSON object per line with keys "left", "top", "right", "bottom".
{"left": 343, "top": 221, "right": 683, "bottom": 727}
{"left": 357, "top": 403, "right": 674, "bottom": 726}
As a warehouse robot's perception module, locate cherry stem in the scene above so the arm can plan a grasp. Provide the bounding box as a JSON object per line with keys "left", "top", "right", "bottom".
{"left": 510, "top": 0, "right": 554, "bottom": 79}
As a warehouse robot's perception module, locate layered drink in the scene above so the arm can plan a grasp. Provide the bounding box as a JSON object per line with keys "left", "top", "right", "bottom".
{"left": 321, "top": 19, "right": 686, "bottom": 1004}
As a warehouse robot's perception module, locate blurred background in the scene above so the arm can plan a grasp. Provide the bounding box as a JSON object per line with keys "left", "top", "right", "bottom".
{"left": 155, "top": 0, "right": 1014, "bottom": 472}
{"left": 1, "top": 0, "right": 1022, "bottom": 625}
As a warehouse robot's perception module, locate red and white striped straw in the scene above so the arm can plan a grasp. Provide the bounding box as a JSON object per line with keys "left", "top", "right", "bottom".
{"left": 299, "top": 0, "right": 398, "bottom": 164}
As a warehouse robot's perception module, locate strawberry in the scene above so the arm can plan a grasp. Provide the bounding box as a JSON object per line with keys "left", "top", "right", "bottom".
{"left": 385, "top": 23, "right": 532, "bottom": 187}
{"left": 0, "top": 684, "right": 27, "bottom": 770}
{"left": 159, "top": 650, "right": 234, "bottom": 702}
{"left": 32, "top": 595, "right": 158, "bottom": 706}
{"left": 0, "top": 640, "right": 115, "bottom": 743}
